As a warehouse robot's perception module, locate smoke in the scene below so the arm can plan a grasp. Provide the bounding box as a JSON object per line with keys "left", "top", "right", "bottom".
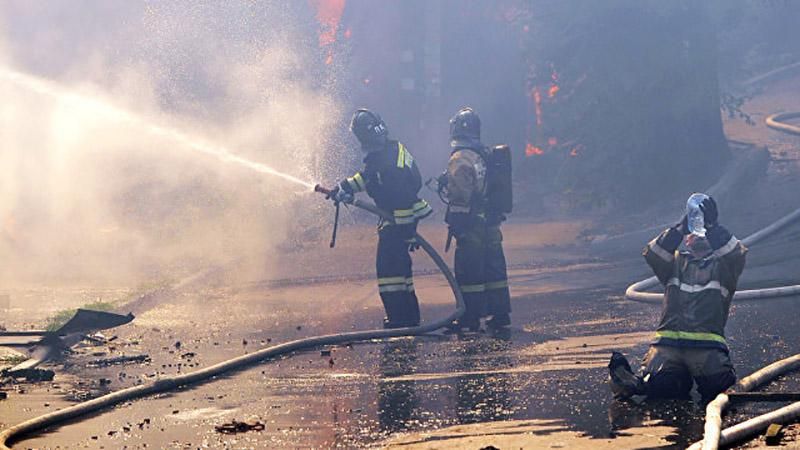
{"left": 0, "top": 1, "right": 342, "bottom": 287}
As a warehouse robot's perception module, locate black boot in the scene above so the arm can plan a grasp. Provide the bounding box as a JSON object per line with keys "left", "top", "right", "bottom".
{"left": 608, "top": 351, "right": 645, "bottom": 400}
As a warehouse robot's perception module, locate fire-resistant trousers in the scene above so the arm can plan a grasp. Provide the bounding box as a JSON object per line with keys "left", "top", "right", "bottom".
{"left": 454, "top": 221, "right": 511, "bottom": 328}
{"left": 376, "top": 224, "right": 421, "bottom": 328}
{"left": 642, "top": 344, "right": 736, "bottom": 402}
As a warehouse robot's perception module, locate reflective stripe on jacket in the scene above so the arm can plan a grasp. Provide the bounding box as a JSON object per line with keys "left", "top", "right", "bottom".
{"left": 339, "top": 140, "right": 431, "bottom": 224}
{"left": 643, "top": 225, "right": 747, "bottom": 350}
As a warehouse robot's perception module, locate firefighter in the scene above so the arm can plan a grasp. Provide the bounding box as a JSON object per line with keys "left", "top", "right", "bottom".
{"left": 609, "top": 196, "right": 747, "bottom": 402}
{"left": 444, "top": 107, "right": 512, "bottom": 332}
{"left": 330, "top": 109, "right": 432, "bottom": 328}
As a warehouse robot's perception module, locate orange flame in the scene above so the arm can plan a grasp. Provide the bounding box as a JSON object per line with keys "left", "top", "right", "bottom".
{"left": 548, "top": 84, "right": 560, "bottom": 98}
{"left": 525, "top": 143, "right": 544, "bottom": 157}
{"left": 310, "top": 0, "right": 346, "bottom": 64}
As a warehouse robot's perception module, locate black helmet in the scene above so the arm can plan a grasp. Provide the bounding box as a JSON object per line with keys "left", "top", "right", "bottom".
{"left": 449, "top": 107, "right": 481, "bottom": 148}
{"left": 350, "top": 108, "right": 388, "bottom": 150}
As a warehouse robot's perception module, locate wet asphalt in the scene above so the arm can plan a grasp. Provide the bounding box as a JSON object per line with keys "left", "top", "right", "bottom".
{"left": 2, "top": 197, "right": 800, "bottom": 449}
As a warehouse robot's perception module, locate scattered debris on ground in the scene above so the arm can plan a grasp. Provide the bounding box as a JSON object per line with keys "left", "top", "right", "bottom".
{"left": 86, "top": 354, "right": 150, "bottom": 367}
{"left": 214, "top": 416, "right": 265, "bottom": 434}
{"left": 1, "top": 367, "right": 55, "bottom": 382}
{"left": 740, "top": 422, "right": 800, "bottom": 448}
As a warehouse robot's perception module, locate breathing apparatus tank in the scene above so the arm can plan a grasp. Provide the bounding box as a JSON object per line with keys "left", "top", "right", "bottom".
{"left": 485, "top": 144, "right": 513, "bottom": 217}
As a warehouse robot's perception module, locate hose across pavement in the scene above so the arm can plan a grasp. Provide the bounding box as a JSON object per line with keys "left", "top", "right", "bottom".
{"left": 0, "top": 198, "right": 465, "bottom": 449}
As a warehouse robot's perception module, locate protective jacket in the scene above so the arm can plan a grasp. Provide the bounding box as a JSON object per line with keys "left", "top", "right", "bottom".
{"left": 445, "top": 144, "right": 511, "bottom": 330}
{"left": 446, "top": 147, "right": 487, "bottom": 216}
{"left": 340, "top": 140, "right": 431, "bottom": 225}
{"left": 643, "top": 224, "right": 747, "bottom": 350}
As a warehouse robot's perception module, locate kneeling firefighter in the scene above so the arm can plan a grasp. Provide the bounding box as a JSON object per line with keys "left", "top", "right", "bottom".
{"left": 439, "top": 107, "right": 513, "bottom": 332}
{"left": 329, "top": 109, "right": 433, "bottom": 328}
{"left": 609, "top": 195, "right": 747, "bottom": 402}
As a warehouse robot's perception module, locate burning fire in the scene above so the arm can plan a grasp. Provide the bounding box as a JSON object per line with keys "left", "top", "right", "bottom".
{"left": 525, "top": 143, "right": 544, "bottom": 157}
{"left": 548, "top": 68, "right": 560, "bottom": 98}
{"left": 310, "top": 0, "right": 346, "bottom": 65}
{"left": 525, "top": 65, "right": 567, "bottom": 158}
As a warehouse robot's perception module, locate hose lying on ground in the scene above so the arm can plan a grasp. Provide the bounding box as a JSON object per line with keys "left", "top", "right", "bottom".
{"left": 688, "top": 354, "right": 800, "bottom": 450}
{"left": 766, "top": 112, "right": 800, "bottom": 137}
{"left": 0, "top": 197, "right": 465, "bottom": 449}
{"left": 698, "top": 399, "right": 800, "bottom": 450}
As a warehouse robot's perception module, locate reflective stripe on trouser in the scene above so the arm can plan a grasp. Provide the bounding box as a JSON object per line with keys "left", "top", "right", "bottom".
{"left": 377, "top": 225, "right": 420, "bottom": 327}
{"left": 641, "top": 345, "right": 736, "bottom": 401}
{"left": 454, "top": 222, "right": 511, "bottom": 326}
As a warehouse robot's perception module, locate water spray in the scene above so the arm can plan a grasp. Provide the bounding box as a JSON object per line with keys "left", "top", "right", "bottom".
{"left": 0, "top": 189, "right": 465, "bottom": 449}
{"left": 0, "top": 67, "right": 316, "bottom": 190}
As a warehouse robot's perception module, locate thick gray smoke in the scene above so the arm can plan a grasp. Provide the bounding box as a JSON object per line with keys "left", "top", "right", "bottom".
{"left": 0, "top": 1, "right": 341, "bottom": 287}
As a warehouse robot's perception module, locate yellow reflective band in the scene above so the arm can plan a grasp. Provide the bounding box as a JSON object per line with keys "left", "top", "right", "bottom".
{"left": 353, "top": 172, "right": 366, "bottom": 191}
{"left": 655, "top": 330, "right": 727, "bottom": 344}
{"left": 397, "top": 144, "right": 406, "bottom": 168}
{"left": 485, "top": 280, "right": 509, "bottom": 290}
{"left": 346, "top": 178, "right": 359, "bottom": 192}
{"left": 394, "top": 208, "right": 415, "bottom": 217}
{"left": 378, "top": 276, "right": 407, "bottom": 285}
{"left": 412, "top": 201, "right": 432, "bottom": 219}
{"left": 412, "top": 201, "right": 429, "bottom": 211}
{"left": 460, "top": 284, "right": 486, "bottom": 293}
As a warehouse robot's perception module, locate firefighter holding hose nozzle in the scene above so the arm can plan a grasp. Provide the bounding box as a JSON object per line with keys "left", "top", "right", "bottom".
{"left": 326, "top": 109, "right": 432, "bottom": 329}
{"left": 609, "top": 194, "right": 747, "bottom": 403}
{"left": 439, "top": 107, "right": 513, "bottom": 333}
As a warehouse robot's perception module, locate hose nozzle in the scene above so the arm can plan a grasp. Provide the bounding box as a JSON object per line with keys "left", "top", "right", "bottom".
{"left": 314, "top": 184, "right": 333, "bottom": 196}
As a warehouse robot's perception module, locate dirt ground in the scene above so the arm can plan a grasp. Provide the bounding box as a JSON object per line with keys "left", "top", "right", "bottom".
{"left": 1, "top": 75, "right": 800, "bottom": 449}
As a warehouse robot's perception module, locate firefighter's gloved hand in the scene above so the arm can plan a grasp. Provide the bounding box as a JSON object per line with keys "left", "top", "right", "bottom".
{"left": 675, "top": 214, "right": 690, "bottom": 235}
{"left": 700, "top": 197, "right": 718, "bottom": 228}
{"left": 329, "top": 186, "right": 354, "bottom": 204}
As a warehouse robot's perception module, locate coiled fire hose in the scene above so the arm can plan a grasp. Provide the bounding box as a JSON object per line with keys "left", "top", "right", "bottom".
{"left": 0, "top": 189, "right": 465, "bottom": 449}
{"left": 627, "top": 110, "right": 800, "bottom": 449}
